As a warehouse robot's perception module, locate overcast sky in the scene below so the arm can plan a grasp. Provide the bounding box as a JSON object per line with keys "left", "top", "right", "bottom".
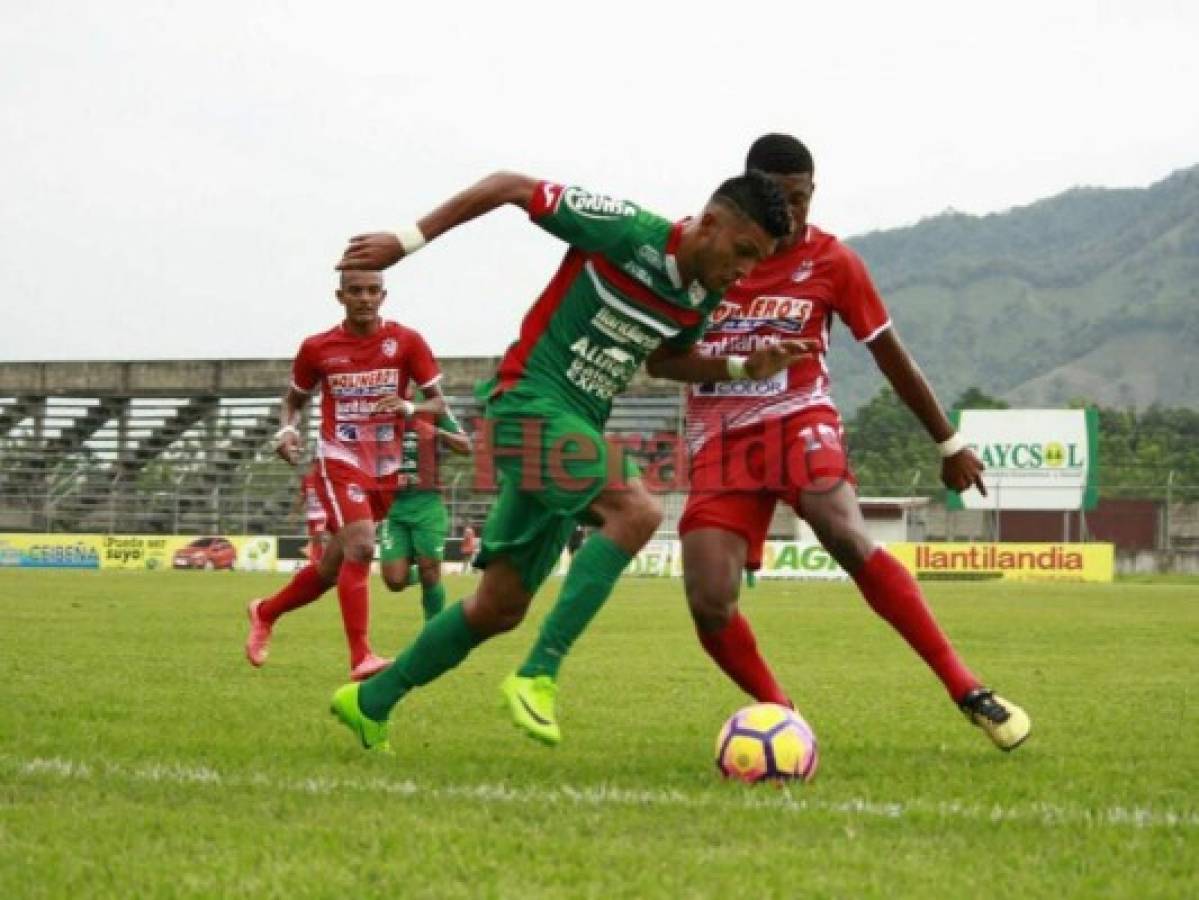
{"left": 3, "top": 0, "right": 1197, "bottom": 363}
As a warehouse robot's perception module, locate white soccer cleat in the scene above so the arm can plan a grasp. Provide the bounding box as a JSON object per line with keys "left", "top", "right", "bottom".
{"left": 960, "top": 687, "right": 1031, "bottom": 751}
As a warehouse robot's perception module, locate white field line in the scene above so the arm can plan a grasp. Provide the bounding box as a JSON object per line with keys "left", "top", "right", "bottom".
{"left": 5, "top": 755, "right": 1197, "bottom": 832}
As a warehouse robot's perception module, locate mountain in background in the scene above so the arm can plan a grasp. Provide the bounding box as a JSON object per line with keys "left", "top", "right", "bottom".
{"left": 827, "top": 163, "right": 1199, "bottom": 414}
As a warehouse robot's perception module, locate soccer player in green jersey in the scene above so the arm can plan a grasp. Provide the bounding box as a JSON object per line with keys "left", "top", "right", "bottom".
{"left": 378, "top": 389, "right": 471, "bottom": 621}
{"left": 330, "top": 170, "right": 808, "bottom": 751}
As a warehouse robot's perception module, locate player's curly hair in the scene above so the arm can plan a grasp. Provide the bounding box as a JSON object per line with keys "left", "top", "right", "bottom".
{"left": 712, "top": 169, "right": 792, "bottom": 239}
{"left": 746, "top": 133, "right": 814, "bottom": 176}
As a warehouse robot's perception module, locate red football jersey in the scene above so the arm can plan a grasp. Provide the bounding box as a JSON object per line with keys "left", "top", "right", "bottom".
{"left": 684, "top": 225, "right": 890, "bottom": 454}
{"left": 292, "top": 321, "right": 441, "bottom": 482}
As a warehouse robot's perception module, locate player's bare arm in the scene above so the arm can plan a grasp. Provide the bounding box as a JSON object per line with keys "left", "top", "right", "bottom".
{"left": 867, "top": 327, "right": 987, "bottom": 496}
{"left": 273, "top": 386, "right": 309, "bottom": 466}
{"left": 437, "top": 429, "right": 472, "bottom": 456}
{"left": 373, "top": 381, "right": 448, "bottom": 418}
{"left": 646, "top": 339, "right": 816, "bottom": 384}
{"left": 337, "top": 171, "right": 541, "bottom": 271}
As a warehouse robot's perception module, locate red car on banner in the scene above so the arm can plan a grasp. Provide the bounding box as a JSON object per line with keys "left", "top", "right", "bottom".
{"left": 172, "top": 536, "right": 237, "bottom": 570}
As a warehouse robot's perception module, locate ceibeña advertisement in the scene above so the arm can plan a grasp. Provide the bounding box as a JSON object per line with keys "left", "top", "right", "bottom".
{"left": 948, "top": 408, "right": 1099, "bottom": 511}
{"left": 0, "top": 534, "right": 276, "bottom": 571}
{"left": 0, "top": 534, "right": 103, "bottom": 568}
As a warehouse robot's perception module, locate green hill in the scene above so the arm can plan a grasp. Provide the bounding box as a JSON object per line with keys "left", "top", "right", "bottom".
{"left": 828, "top": 163, "right": 1199, "bottom": 414}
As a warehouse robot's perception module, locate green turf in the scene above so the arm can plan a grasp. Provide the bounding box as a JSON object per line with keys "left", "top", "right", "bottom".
{"left": 1, "top": 570, "right": 1196, "bottom": 898}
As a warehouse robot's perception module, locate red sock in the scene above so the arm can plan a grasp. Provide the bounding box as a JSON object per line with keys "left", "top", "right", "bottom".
{"left": 697, "top": 611, "right": 792, "bottom": 707}
{"left": 853, "top": 548, "right": 979, "bottom": 702}
{"left": 258, "top": 564, "right": 329, "bottom": 624}
{"left": 337, "top": 559, "right": 373, "bottom": 667}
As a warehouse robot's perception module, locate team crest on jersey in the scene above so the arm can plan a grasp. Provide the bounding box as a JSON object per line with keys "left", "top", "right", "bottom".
{"left": 347, "top": 484, "right": 365, "bottom": 503}
{"left": 687, "top": 281, "right": 707, "bottom": 307}
{"left": 381, "top": 338, "right": 398, "bottom": 358}
{"left": 336, "top": 423, "right": 359, "bottom": 441}
{"left": 791, "top": 261, "right": 815, "bottom": 283}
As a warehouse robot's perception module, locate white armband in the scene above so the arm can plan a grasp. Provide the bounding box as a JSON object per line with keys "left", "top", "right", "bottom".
{"left": 725, "top": 355, "right": 748, "bottom": 380}
{"left": 397, "top": 224, "right": 427, "bottom": 256}
{"left": 937, "top": 432, "right": 967, "bottom": 458}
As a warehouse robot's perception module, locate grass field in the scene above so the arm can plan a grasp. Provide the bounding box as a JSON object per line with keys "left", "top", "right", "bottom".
{"left": 1, "top": 570, "right": 1196, "bottom": 898}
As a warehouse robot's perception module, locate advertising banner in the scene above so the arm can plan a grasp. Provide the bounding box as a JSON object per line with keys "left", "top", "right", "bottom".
{"left": 0, "top": 534, "right": 103, "bottom": 568}
{"left": 0, "top": 534, "right": 276, "bottom": 571}
{"left": 888, "top": 542, "right": 1113, "bottom": 582}
{"left": 561, "top": 540, "right": 852, "bottom": 580}
{"left": 948, "top": 408, "right": 1098, "bottom": 511}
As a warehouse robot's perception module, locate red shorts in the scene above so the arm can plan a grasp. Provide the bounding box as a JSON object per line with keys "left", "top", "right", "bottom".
{"left": 314, "top": 459, "right": 398, "bottom": 531}
{"left": 678, "top": 410, "right": 854, "bottom": 570}
{"left": 306, "top": 522, "right": 329, "bottom": 564}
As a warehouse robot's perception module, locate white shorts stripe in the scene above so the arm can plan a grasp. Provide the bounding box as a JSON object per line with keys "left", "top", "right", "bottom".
{"left": 317, "top": 455, "right": 346, "bottom": 532}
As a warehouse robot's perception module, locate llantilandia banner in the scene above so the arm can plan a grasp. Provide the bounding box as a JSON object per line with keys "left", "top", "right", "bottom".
{"left": 888, "top": 542, "right": 1113, "bottom": 582}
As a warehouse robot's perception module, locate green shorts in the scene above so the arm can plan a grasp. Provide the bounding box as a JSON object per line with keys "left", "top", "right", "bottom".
{"left": 474, "top": 386, "right": 640, "bottom": 594}
{"left": 378, "top": 490, "right": 449, "bottom": 563}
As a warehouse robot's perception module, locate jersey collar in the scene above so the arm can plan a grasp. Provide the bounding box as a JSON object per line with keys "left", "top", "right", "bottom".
{"left": 664, "top": 218, "right": 709, "bottom": 306}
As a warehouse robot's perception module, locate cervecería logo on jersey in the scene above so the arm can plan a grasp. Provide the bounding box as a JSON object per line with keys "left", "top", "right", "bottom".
{"left": 327, "top": 369, "right": 400, "bottom": 397}
{"left": 712, "top": 296, "right": 813, "bottom": 334}
{"left": 563, "top": 187, "right": 636, "bottom": 220}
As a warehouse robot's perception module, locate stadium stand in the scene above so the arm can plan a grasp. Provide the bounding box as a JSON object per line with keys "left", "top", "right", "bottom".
{"left": 0, "top": 359, "right": 686, "bottom": 537}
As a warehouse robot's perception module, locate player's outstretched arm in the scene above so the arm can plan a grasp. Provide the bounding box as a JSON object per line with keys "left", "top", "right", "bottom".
{"left": 646, "top": 340, "right": 815, "bottom": 384}
{"left": 868, "top": 327, "right": 987, "bottom": 496}
{"left": 273, "top": 386, "right": 310, "bottom": 467}
{"left": 337, "top": 171, "right": 541, "bottom": 271}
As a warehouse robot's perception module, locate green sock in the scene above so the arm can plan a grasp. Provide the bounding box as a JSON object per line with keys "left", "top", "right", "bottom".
{"left": 358, "top": 601, "right": 482, "bottom": 721}
{"left": 421, "top": 581, "right": 446, "bottom": 620}
{"left": 407, "top": 564, "right": 419, "bottom": 587}
{"left": 517, "top": 533, "right": 631, "bottom": 680}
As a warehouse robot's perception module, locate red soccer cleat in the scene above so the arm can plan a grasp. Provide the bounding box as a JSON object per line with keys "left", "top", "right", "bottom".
{"left": 350, "top": 654, "right": 391, "bottom": 682}
{"left": 245, "top": 599, "right": 272, "bottom": 668}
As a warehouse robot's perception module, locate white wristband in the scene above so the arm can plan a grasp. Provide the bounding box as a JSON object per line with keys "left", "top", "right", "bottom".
{"left": 937, "top": 432, "right": 967, "bottom": 458}
{"left": 273, "top": 424, "right": 300, "bottom": 445}
{"left": 396, "top": 224, "right": 426, "bottom": 256}
{"left": 726, "top": 355, "right": 748, "bottom": 380}
{"left": 398, "top": 399, "right": 416, "bottom": 417}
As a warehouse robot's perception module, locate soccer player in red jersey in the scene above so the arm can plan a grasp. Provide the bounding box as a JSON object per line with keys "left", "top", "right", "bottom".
{"left": 244, "top": 269, "right": 448, "bottom": 681}
{"left": 656, "top": 134, "right": 1031, "bottom": 751}
{"left": 298, "top": 464, "right": 330, "bottom": 566}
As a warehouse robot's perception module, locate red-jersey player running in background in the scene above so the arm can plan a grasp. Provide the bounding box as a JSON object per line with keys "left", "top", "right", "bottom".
{"left": 652, "top": 134, "right": 1030, "bottom": 751}
{"left": 245, "top": 269, "right": 448, "bottom": 681}
{"left": 299, "top": 464, "right": 330, "bottom": 566}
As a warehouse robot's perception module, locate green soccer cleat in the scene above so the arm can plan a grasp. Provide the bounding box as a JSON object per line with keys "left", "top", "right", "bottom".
{"left": 959, "top": 687, "right": 1031, "bottom": 752}
{"left": 329, "top": 683, "right": 391, "bottom": 753}
{"left": 501, "top": 672, "right": 561, "bottom": 746}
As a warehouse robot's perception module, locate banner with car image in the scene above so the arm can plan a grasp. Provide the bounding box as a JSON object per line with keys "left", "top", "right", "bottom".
{"left": 0, "top": 533, "right": 277, "bottom": 571}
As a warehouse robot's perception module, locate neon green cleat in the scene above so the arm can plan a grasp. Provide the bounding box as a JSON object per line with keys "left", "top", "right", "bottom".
{"left": 501, "top": 672, "right": 561, "bottom": 746}
{"left": 960, "top": 687, "right": 1031, "bottom": 752}
{"left": 329, "top": 683, "right": 391, "bottom": 753}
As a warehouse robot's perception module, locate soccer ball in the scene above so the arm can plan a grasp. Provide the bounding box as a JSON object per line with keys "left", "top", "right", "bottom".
{"left": 715, "top": 703, "right": 819, "bottom": 784}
